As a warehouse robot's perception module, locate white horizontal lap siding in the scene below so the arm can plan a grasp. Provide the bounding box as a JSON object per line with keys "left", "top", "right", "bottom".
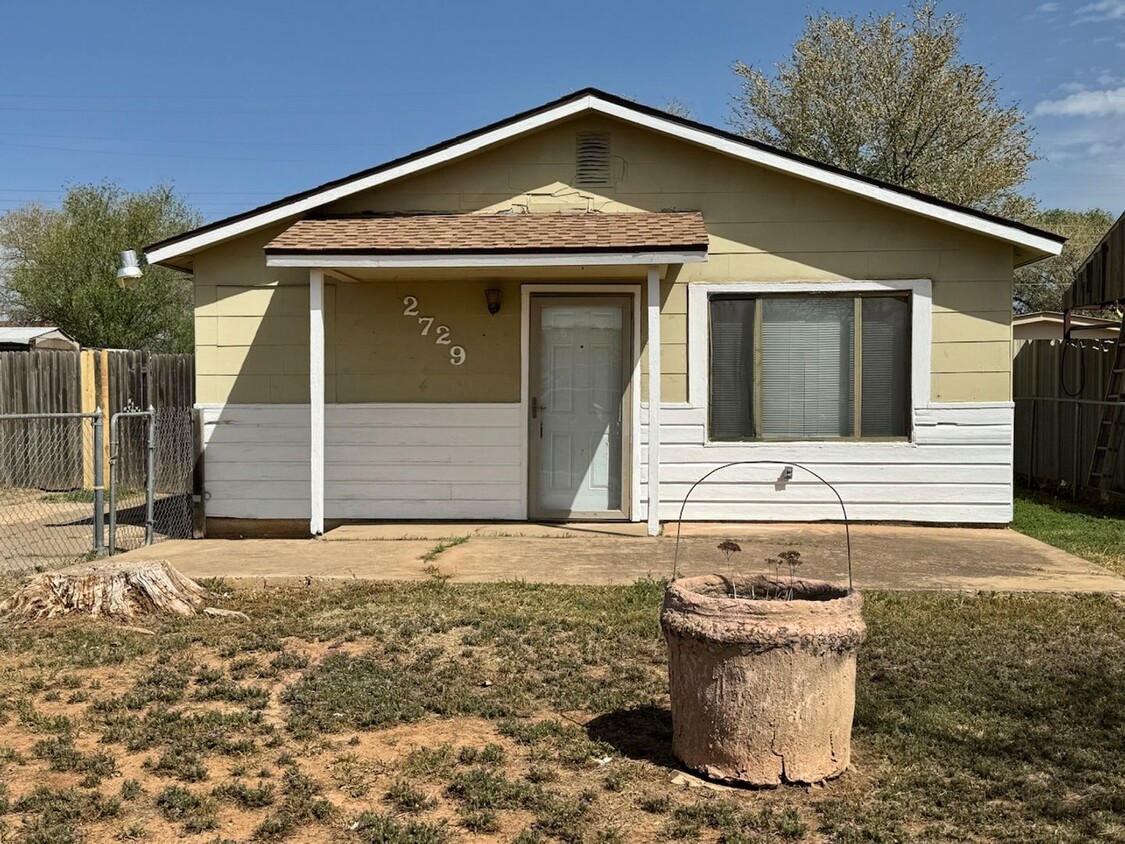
{"left": 640, "top": 403, "right": 1014, "bottom": 524}
{"left": 201, "top": 404, "right": 310, "bottom": 519}
{"left": 200, "top": 403, "right": 523, "bottom": 521}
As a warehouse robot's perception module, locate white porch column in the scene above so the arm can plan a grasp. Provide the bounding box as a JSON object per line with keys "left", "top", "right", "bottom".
{"left": 309, "top": 269, "right": 325, "bottom": 536}
{"left": 647, "top": 265, "right": 662, "bottom": 536}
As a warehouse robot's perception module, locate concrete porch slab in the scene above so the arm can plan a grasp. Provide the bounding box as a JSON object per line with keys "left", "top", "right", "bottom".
{"left": 111, "top": 523, "right": 1125, "bottom": 594}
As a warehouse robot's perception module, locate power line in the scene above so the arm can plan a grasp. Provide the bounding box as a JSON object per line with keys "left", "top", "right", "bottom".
{"left": 0, "top": 139, "right": 354, "bottom": 165}
{"left": 0, "top": 130, "right": 398, "bottom": 149}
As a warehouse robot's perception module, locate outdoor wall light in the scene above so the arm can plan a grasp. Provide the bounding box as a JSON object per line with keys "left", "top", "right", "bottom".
{"left": 116, "top": 250, "right": 144, "bottom": 289}
{"left": 485, "top": 288, "right": 502, "bottom": 315}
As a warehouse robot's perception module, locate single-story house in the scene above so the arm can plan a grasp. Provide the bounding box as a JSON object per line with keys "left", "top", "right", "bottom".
{"left": 1012, "top": 311, "right": 1119, "bottom": 342}
{"left": 0, "top": 326, "right": 80, "bottom": 352}
{"left": 146, "top": 88, "right": 1065, "bottom": 536}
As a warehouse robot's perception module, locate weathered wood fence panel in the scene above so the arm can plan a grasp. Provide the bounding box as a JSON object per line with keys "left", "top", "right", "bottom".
{"left": 1013, "top": 339, "right": 1125, "bottom": 493}
{"left": 0, "top": 351, "right": 83, "bottom": 488}
{"left": 0, "top": 350, "right": 194, "bottom": 491}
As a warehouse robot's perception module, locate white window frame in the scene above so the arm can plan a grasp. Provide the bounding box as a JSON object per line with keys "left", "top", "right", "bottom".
{"left": 687, "top": 280, "right": 933, "bottom": 445}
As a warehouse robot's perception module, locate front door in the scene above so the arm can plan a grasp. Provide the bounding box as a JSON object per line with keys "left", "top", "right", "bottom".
{"left": 529, "top": 295, "right": 631, "bottom": 520}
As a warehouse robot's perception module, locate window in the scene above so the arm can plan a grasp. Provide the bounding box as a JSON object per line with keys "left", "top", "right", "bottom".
{"left": 709, "top": 293, "right": 910, "bottom": 441}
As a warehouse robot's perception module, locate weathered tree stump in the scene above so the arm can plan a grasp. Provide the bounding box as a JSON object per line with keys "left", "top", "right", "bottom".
{"left": 1, "top": 559, "right": 212, "bottom": 622}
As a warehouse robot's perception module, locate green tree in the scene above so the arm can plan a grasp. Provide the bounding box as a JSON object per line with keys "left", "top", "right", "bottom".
{"left": 731, "top": 1, "right": 1036, "bottom": 219}
{"left": 0, "top": 183, "right": 201, "bottom": 352}
{"left": 1014, "top": 208, "right": 1117, "bottom": 313}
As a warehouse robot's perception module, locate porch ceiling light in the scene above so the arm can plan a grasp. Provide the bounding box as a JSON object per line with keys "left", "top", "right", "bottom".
{"left": 116, "top": 250, "right": 144, "bottom": 289}
{"left": 485, "top": 287, "right": 502, "bottom": 315}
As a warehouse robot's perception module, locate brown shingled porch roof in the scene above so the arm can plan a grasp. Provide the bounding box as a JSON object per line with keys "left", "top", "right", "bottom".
{"left": 263, "top": 212, "right": 708, "bottom": 255}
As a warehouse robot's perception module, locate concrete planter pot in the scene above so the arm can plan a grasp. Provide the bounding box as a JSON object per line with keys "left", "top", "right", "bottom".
{"left": 661, "top": 574, "right": 866, "bottom": 786}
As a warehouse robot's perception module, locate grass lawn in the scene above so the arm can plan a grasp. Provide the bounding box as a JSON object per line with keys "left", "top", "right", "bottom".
{"left": 0, "top": 574, "right": 1123, "bottom": 843}
{"left": 1014, "top": 487, "right": 1125, "bottom": 576}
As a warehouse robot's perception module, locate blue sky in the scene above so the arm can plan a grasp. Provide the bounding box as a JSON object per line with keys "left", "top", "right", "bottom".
{"left": 0, "top": 0, "right": 1121, "bottom": 223}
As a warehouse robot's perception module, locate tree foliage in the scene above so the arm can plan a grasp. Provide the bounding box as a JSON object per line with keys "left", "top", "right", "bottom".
{"left": 731, "top": 1, "right": 1036, "bottom": 219}
{"left": 0, "top": 183, "right": 200, "bottom": 352}
{"left": 1014, "top": 209, "right": 1117, "bottom": 313}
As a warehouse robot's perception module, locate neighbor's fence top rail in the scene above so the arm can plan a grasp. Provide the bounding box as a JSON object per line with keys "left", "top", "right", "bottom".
{"left": 0, "top": 410, "right": 102, "bottom": 420}
{"left": 1017, "top": 397, "right": 1125, "bottom": 408}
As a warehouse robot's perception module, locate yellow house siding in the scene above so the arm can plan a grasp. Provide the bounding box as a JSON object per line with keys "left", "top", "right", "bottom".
{"left": 191, "top": 113, "right": 1017, "bottom": 406}
{"left": 334, "top": 280, "right": 521, "bottom": 403}
{"left": 193, "top": 227, "right": 337, "bottom": 405}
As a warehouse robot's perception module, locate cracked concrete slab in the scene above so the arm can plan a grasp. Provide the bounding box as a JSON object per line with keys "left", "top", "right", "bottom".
{"left": 111, "top": 522, "right": 1125, "bottom": 593}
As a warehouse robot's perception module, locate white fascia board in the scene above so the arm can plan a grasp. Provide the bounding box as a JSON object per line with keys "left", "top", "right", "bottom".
{"left": 146, "top": 96, "right": 595, "bottom": 266}
{"left": 265, "top": 250, "right": 707, "bottom": 268}
{"left": 147, "top": 92, "right": 1062, "bottom": 267}
{"left": 590, "top": 100, "right": 1063, "bottom": 257}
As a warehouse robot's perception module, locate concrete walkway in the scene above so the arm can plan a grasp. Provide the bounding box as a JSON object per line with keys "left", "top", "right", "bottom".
{"left": 115, "top": 522, "right": 1125, "bottom": 593}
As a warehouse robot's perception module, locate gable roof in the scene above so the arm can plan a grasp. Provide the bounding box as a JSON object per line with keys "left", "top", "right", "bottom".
{"left": 146, "top": 88, "right": 1066, "bottom": 271}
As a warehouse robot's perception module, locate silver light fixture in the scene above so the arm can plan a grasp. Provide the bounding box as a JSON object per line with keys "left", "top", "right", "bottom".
{"left": 116, "top": 250, "right": 143, "bottom": 289}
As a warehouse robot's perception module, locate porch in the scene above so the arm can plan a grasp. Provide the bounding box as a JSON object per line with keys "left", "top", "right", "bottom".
{"left": 115, "top": 521, "right": 1125, "bottom": 593}
{"left": 261, "top": 211, "right": 710, "bottom": 536}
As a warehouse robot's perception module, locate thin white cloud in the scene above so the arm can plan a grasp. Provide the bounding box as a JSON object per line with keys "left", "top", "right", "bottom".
{"left": 1075, "top": 0, "right": 1125, "bottom": 22}
{"left": 1035, "top": 86, "right": 1125, "bottom": 115}
{"left": 1038, "top": 1, "right": 1061, "bottom": 9}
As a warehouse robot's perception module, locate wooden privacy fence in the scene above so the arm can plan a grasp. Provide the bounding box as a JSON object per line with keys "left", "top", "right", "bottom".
{"left": 1013, "top": 339, "right": 1125, "bottom": 494}
{"left": 0, "top": 349, "right": 193, "bottom": 490}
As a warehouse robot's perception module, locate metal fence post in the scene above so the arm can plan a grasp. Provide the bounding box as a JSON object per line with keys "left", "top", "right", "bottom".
{"left": 92, "top": 408, "right": 105, "bottom": 556}
{"left": 108, "top": 412, "right": 118, "bottom": 555}
{"left": 145, "top": 405, "right": 156, "bottom": 546}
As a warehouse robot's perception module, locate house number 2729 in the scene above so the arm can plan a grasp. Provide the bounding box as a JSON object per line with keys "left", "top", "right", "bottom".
{"left": 402, "top": 296, "right": 466, "bottom": 365}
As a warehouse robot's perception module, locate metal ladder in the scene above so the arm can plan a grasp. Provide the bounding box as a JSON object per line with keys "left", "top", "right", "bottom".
{"left": 1088, "top": 323, "right": 1125, "bottom": 490}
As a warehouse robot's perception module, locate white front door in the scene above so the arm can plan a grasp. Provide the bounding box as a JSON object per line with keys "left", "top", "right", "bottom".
{"left": 529, "top": 295, "right": 631, "bottom": 519}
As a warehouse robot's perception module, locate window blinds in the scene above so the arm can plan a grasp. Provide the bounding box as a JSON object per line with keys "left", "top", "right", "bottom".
{"left": 760, "top": 298, "right": 855, "bottom": 438}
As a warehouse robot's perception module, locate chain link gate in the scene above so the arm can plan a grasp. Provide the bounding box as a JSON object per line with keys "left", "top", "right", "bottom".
{"left": 107, "top": 405, "right": 195, "bottom": 555}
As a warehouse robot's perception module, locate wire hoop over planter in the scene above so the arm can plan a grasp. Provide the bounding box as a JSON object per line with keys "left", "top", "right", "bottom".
{"left": 670, "top": 460, "right": 854, "bottom": 591}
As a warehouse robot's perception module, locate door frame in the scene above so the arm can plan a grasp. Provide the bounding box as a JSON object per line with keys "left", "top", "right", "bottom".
{"left": 520, "top": 284, "right": 642, "bottom": 521}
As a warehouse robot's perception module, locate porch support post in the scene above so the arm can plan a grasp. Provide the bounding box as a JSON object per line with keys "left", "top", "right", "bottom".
{"left": 647, "top": 265, "right": 662, "bottom": 536}
{"left": 309, "top": 269, "right": 325, "bottom": 536}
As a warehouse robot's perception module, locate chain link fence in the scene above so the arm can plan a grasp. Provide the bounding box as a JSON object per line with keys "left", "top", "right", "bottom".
{"left": 1, "top": 412, "right": 104, "bottom": 575}
{"left": 0, "top": 408, "right": 195, "bottom": 575}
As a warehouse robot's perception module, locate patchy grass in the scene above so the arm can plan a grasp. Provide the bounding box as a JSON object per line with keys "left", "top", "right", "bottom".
{"left": 1015, "top": 487, "right": 1125, "bottom": 575}
{"left": 419, "top": 535, "right": 470, "bottom": 564}
{"left": 0, "top": 577, "right": 1122, "bottom": 842}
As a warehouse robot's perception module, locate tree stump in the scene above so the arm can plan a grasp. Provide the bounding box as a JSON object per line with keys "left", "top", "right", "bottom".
{"left": 1, "top": 559, "right": 211, "bottom": 623}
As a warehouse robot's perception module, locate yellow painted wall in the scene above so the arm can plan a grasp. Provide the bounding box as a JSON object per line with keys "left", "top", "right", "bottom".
{"left": 191, "top": 113, "right": 1016, "bottom": 405}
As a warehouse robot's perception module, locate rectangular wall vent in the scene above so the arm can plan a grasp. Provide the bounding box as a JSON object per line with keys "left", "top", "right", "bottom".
{"left": 575, "top": 131, "right": 612, "bottom": 186}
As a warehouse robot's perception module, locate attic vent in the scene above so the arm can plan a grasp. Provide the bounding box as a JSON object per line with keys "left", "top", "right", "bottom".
{"left": 575, "top": 131, "right": 612, "bottom": 186}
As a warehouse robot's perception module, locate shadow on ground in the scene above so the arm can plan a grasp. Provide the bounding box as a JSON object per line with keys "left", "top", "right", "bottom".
{"left": 586, "top": 705, "right": 678, "bottom": 768}
{"left": 48, "top": 494, "right": 193, "bottom": 539}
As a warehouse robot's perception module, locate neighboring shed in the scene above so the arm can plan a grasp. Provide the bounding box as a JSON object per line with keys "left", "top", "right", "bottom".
{"left": 0, "top": 326, "right": 80, "bottom": 352}
{"left": 1064, "top": 211, "right": 1125, "bottom": 311}
{"left": 1013, "top": 311, "right": 1119, "bottom": 342}
{"left": 146, "top": 87, "right": 1066, "bottom": 535}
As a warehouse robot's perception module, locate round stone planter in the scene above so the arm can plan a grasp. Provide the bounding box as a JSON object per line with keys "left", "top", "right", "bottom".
{"left": 661, "top": 574, "right": 866, "bottom": 786}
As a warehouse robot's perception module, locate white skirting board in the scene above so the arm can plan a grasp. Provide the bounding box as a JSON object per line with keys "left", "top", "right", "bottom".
{"left": 198, "top": 401, "right": 1014, "bottom": 524}
{"left": 638, "top": 402, "right": 1014, "bottom": 523}
{"left": 199, "top": 403, "right": 524, "bottom": 520}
